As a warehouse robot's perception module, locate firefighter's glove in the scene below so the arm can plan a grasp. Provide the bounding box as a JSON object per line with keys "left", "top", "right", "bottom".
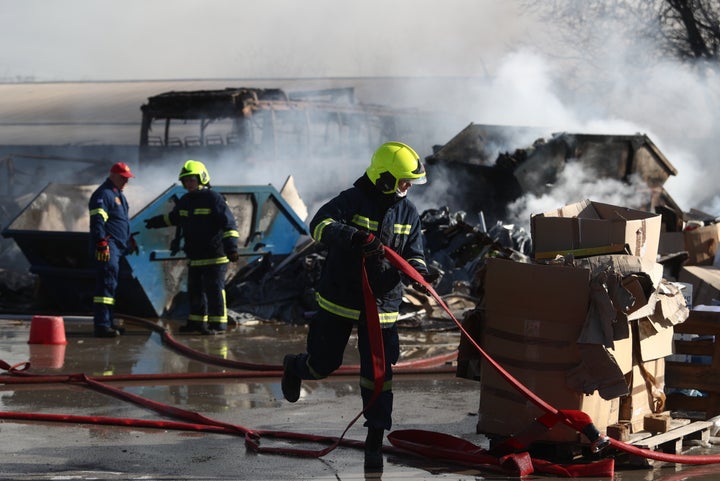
{"left": 366, "top": 258, "right": 401, "bottom": 296}
{"left": 95, "top": 240, "right": 110, "bottom": 262}
{"left": 411, "top": 281, "right": 429, "bottom": 295}
{"left": 227, "top": 251, "right": 240, "bottom": 262}
{"left": 411, "top": 272, "right": 440, "bottom": 296}
{"left": 128, "top": 232, "right": 139, "bottom": 255}
{"left": 144, "top": 215, "right": 166, "bottom": 229}
{"left": 352, "top": 231, "right": 384, "bottom": 258}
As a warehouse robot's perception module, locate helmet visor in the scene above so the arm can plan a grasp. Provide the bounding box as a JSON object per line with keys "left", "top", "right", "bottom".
{"left": 400, "top": 175, "right": 427, "bottom": 185}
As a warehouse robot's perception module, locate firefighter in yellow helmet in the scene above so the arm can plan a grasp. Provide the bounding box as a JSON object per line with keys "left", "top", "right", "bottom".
{"left": 281, "top": 141, "right": 430, "bottom": 470}
{"left": 144, "top": 160, "right": 240, "bottom": 335}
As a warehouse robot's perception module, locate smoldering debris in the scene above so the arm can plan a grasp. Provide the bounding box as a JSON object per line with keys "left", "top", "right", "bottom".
{"left": 423, "top": 123, "right": 682, "bottom": 228}
{"left": 225, "top": 206, "right": 531, "bottom": 327}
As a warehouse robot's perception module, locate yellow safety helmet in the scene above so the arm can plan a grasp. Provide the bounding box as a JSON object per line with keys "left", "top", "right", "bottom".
{"left": 366, "top": 141, "right": 427, "bottom": 195}
{"left": 179, "top": 160, "right": 210, "bottom": 185}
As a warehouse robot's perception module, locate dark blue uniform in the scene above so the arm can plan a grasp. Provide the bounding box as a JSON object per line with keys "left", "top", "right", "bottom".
{"left": 89, "top": 178, "right": 131, "bottom": 329}
{"left": 159, "top": 187, "right": 239, "bottom": 331}
{"left": 293, "top": 174, "right": 428, "bottom": 430}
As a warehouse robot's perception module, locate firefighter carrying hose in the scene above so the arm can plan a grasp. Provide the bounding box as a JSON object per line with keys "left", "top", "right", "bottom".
{"left": 144, "top": 160, "right": 240, "bottom": 335}
{"left": 281, "top": 141, "right": 432, "bottom": 470}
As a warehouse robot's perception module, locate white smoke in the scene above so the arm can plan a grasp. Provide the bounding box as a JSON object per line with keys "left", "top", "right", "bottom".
{"left": 507, "top": 164, "right": 649, "bottom": 232}
{"left": 2, "top": 1, "right": 719, "bottom": 223}
{"left": 439, "top": 46, "right": 720, "bottom": 224}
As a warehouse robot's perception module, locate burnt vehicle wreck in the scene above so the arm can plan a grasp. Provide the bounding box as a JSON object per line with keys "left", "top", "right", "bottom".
{"left": 138, "top": 86, "right": 438, "bottom": 167}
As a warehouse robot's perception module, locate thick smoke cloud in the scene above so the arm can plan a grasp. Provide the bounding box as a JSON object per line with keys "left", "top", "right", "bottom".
{"left": 1, "top": 0, "right": 719, "bottom": 226}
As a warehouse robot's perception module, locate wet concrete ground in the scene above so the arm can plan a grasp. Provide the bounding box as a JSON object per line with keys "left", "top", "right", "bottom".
{"left": 2, "top": 316, "right": 720, "bottom": 480}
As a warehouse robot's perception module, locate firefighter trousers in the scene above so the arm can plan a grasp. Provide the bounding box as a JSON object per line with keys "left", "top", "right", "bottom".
{"left": 187, "top": 263, "right": 228, "bottom": 330}
{"left": 93, "top": 241, "right": 121, "bottom": 329}
{"left": 293, "top": 309, "right": 400, "bottom": 431}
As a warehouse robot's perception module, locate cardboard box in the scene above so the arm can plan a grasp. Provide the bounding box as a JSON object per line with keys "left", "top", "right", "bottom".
{"left": 678, "top": 265, "right": 720, "bottom": 306}
{"left": 573, "top": 255, "right": 664, "bottom": 321}
{"left": 684, "top": 224, "right": 720, "bottom": 265}
{"left": 478, "top": 258, "right": 624, "bottom": 442}
{"left": 482, "top": 258, "right": 635, "bottom": 374}
{"left": 619, "top": 358, "right": 665, "bottom": 432}
{"left": 478, "top": 365, "right": 619, "bottom": 443}
{"left": 658, "top": 231, "right": 686, "bottom": 256}
{"left": 531, "top": 199, "right": 661, "bottom": 263}
{"left": 477, "top": 258, "right": 678, "bottom": 442}
{"left": 659, "top": 225, "right": 720, "bottom": 266}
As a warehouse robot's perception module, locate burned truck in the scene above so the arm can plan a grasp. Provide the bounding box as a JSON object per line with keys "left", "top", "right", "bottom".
{"left": 138, "top": 87, "right": 438, "bottom": 167}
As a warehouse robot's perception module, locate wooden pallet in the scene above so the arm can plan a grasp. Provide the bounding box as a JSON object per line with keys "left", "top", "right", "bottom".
{"left": 620, "top": 418, "right": 714, "bottom": 467}
{"left": 520, "top": 417, "right": 715, "bottom": 466}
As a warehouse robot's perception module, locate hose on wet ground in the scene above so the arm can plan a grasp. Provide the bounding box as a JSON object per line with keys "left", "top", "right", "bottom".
{"left": 3, "top": 246, "right": 720, "bottom": 475}
{"left": 0, "top": 312, "right": 457, "bottom": 384}
{"left": 0, "top": 258, "right": 459, "bottom": 465}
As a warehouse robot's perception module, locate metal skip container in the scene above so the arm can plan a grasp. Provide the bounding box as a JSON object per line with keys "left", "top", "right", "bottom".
{"left": 2, "top": 182, "right": 309, "bottom": 318}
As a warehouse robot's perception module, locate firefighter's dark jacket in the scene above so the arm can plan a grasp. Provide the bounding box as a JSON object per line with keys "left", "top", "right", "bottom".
{"left": 152, "top": 187, "right": 239, "bottom": 261}
{"left": 89, "top": 178, "right": 131, "bottom": 252}
{"left": 309, "top": 174, "right": 428, "bottom": 325}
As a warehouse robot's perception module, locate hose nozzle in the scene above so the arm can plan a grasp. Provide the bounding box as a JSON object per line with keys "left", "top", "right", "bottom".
{"left": 591, "top": 434, "right": 611, "bottom": 453}
{"left": 582, "top": 423, "right": 610, "bottom": 453}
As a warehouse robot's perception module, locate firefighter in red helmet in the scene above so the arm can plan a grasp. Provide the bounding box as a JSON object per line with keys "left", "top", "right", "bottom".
{"left": 89, "top": 162, "right": 137, "bottom": 337}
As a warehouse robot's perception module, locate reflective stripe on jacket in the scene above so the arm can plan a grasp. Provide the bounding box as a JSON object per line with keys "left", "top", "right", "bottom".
{"left": 309, "top": 175, "right": 427, "bottom": 325}
{"left": 167, "top": 187, "right": 239, "bottom": 261}
{"left": 89, "top": 178, "right": 130, "bottom": 251}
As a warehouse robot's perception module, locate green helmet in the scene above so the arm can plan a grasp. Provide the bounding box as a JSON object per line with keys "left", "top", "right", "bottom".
{"left": 366, "top": 141, "right": 426, "bottom": 195}
{"left": 178, "top": 160, "right": 210, "bottom": 185}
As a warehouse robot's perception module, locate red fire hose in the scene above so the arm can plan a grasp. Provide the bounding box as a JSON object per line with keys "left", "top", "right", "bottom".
{"left": 3, "top": 246, "right": 720, "bottom": 476}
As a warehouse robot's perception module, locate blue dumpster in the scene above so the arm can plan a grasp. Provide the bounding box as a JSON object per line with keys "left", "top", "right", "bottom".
{"left": 2, "top": 182, "right": 309, "bottom": 318}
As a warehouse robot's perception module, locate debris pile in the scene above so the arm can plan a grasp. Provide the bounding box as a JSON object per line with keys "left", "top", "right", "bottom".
{"left": 425, "top": 123, "right": 682, "bottom": 227}
{"left": 225, "top": 206, "right": 532, "bottom": 327}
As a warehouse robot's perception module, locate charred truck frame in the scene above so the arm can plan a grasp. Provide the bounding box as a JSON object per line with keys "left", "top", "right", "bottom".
{"left": 138, "top": 87, "right": 432, "bottom": 165}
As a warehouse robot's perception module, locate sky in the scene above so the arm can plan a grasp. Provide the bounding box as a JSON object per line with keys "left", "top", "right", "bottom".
{"left": 0, "top": 0, "right": 529, "bottom": 81}
{"left": 1, "top": 0, "right": 720, "bottom": 224}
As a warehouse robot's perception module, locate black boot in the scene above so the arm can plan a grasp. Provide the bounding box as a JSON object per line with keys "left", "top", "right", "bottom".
{"left": 179, "top": 322, "right": 214, "bottom": 335}
{"left": 208, "top": 322, "right": 227, "bottom": 333}
{"left": 281, "top": 354, "right": 302, "bottom": 403}
{"left": 94, "top": 325, "right": 121, "bottom": 338}
{"left": 364, "top": 427, "right": 384, "bottom": 471}
{"left": 110, "top": 321, "right": 126, "bottom": 335}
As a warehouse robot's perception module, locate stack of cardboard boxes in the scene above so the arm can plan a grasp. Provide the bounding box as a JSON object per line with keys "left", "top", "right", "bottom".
{"left": 473, "top": 199, "right": 688, "bottom": 444}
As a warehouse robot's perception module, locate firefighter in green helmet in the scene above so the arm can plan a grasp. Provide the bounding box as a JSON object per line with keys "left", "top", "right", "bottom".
{"left": 144, "top": 160, "right": 240, "bottom": 335}
{"left": 281, "top": 141, "right": 432, "bottom": 470}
